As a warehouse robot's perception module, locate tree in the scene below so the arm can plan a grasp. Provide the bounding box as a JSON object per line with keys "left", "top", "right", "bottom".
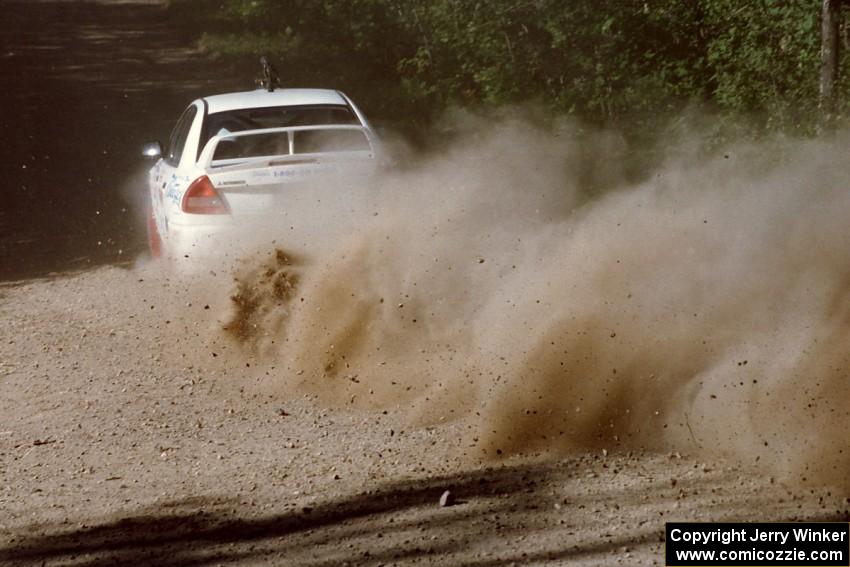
{"left": 820, "top": 0, "right": 842, "bottom": 122}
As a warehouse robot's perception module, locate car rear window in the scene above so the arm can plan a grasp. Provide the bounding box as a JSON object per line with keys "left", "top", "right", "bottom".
{"left": 212, "top": 128, "right": 370, "bottom": 161}
{"left": 201, "top": 104, "right": 358, "bottom": 150}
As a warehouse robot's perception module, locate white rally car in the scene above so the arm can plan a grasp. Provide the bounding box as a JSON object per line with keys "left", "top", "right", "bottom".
{"left": 142, "top": 87, "right": 380, "bottom": 259}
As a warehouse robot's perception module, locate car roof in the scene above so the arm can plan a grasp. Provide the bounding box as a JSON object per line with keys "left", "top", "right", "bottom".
{"left": 201, "top": 88, "right": 348, "bottom": 114}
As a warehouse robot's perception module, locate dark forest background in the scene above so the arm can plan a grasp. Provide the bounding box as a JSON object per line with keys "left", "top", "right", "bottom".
{"left": 172, "top": 0, "right": 850, "bottom": 141}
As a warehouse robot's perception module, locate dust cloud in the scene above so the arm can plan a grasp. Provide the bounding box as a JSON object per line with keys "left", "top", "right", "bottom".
{"left": 199, "top": 113, "right": 850, "bottom": 490}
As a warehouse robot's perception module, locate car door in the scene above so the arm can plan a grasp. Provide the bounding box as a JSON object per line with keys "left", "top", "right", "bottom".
{"left": 150, "top": 104, "right": 199, "bottom": 244}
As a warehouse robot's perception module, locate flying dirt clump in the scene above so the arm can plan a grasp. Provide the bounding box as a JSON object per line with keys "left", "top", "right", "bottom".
{"left": 220, "top": 115, "right": 850, "bottom": 491}
{"left": 224, "top": 249, "right": 300, "bottom": 350}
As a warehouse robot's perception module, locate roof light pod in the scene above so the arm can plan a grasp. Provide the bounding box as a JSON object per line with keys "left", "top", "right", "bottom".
{"left": 181, "top": 176, "right": 229, "bottom": 215}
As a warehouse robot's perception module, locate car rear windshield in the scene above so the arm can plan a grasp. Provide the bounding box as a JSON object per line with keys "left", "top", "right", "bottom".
{"left": 212, "top": 128, "right": 371, "bottom": 161}
{"left": 201, "top": 104, "right": 358, "bottom": 150}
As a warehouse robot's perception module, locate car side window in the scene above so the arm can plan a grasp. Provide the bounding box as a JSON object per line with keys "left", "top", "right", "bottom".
{"left": 166, "top": 105, "right": 198, "bottom": 166}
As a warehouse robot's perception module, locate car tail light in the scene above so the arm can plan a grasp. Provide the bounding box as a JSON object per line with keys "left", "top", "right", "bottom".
{"left": 181, "top": 176, "right": 229, "bottom": 214}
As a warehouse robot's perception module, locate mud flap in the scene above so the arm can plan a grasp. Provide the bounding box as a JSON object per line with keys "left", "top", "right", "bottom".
{"left": 146, "top": 204, "right": 162, "bottom": 258}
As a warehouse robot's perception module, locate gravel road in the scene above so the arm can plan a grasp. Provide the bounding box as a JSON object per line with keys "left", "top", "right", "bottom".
{"left": 1, "top": 266, "right": 847, "bottom": 566}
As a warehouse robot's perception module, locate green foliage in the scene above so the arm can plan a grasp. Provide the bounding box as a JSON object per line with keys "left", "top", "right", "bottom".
{"left": 171, "top": 0, "right": 850, "bottom": 136}
{"left": 703, "top": 0, "right": 823, "bottom": 131}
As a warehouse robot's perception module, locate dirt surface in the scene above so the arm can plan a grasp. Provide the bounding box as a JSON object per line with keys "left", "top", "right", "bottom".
{"left": 2, "top": 2, "right": 850, "bottom": 566}
{"left": 1, "top": 266, "right": 848, "bottom": 567}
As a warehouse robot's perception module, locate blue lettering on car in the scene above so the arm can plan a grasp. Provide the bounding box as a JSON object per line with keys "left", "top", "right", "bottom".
{"left": 164, "top": 175, "right": 189, "bottom": 205}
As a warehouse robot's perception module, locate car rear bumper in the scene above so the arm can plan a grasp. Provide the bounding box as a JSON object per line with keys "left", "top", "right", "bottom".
{"left": 162, "top": 220, "right": 236, "bottom": 263}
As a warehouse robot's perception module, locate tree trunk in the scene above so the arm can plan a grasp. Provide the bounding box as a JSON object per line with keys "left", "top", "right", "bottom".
{"left": 820, "top": 0, "right": 841, "bottom": 123}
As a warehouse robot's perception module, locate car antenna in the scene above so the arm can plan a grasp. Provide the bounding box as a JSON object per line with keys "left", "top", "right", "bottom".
{"left": 258, "top": 55, "right": 282, "bottom": 92}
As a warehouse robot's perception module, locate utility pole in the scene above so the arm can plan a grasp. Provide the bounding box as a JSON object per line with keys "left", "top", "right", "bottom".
{"left": 820, "top": 0, "right": 841, "bottom": 124}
